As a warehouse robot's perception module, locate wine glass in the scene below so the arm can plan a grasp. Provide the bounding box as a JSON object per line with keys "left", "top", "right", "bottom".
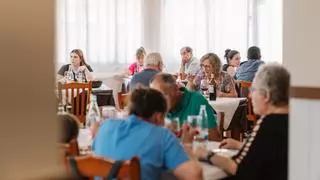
{"left": 200, "top": 79, "right": 209, "bottom": 97}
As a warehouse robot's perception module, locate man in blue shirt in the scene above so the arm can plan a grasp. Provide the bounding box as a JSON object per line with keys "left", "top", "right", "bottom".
{"left": 236, "top": 46, "right": 265, "bottom": 82}
{"left": 129, "top": 52, "right": 163, "bottom": 91}
{"left": 93, "top": 88, "right": 202, "bottom": 180}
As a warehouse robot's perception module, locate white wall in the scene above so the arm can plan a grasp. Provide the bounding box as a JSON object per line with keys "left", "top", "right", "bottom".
{"left": 284, "top": 0, "right": 320, "bottom": 179}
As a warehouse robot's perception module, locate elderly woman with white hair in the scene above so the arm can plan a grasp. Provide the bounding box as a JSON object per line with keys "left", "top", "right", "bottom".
{"left": 194, "top": 63, "right": 289, "bottom": 180}
{"left": 129, "top": 52, "right": 164, "bottom": 91}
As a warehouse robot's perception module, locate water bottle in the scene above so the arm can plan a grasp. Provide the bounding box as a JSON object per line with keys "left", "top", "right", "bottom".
{"left": 66, "top": 67, "right": 74, "bottom": 81}
{"left": 86, "top": 95, "right": 101, "bottom": 131}
{"left": 199, "top": 105, "right": 209, "bottom": 140}
{"left": 77, "top": 70, "right": 85, "bottom": 83}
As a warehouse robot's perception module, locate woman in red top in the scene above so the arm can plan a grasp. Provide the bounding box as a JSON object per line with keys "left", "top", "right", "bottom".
{"left": 128, "top": 47, "right": 146, "bottom": 75}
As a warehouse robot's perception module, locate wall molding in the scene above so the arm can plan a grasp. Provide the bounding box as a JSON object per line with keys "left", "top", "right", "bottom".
{"left": 290, "top": 86, "right": 320, "bottom": 99}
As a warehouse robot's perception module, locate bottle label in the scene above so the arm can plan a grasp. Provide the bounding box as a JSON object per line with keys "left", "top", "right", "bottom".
{"left": 208, "top": 85, "right": 214, "bottom": 93}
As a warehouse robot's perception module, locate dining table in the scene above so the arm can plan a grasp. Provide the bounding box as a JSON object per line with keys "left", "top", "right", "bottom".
{"left": 209, "top": 97, "right": 247, "bottom": 130}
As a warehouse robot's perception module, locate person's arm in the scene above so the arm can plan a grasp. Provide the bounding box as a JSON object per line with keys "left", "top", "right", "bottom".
{"left": 163, "top": 130, "right": 203, "bottom": 180}
{"left": 57, "top": 64, "right": 68, "bottom": 82}
{"left": 186, "top": 74, "right": 196, "bottom": 90}
{"left": 179, "top": 60, "right": 186, "bottom": 74}
{"left": 128, "top": 63, "right": 135, "bottom": 76}
{"left": 173, "top": 161, "right": 203, "bottom": 180}
{"left": 218, "top": 73, "right": 237, "bottom": 97}
{"left": 85, "top": 69, "right": 93, "bottom": 81}
{"left": 79, "top": 66, "right": 94, "bottom": 81}
{"left": 195, "top": 146, "right": 238, "bottom": 175}
{"left": 219, "top": 138, "right": 243, "bottom": 150}
{"left": 209, "top": 153, "right": 238, "bottom": 175}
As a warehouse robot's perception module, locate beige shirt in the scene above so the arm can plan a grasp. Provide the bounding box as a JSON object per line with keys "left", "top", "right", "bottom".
{"left": 179, "top": 56, "right": 200, "bottom": 75}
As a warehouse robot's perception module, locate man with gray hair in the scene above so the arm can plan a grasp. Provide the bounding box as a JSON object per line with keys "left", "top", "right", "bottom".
{"left": 129, "top": 52, "right": 164, "bottom": 91}
{"left": 179, "top": 46, "right": 200, "bottom": 79}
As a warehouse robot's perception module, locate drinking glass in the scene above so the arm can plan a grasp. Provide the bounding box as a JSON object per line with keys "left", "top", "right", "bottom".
{"left": 200, "top": 79, "right": 209, "bottom": 98}
{"left": 165, "top": 118, "right": 181, "bottom": 137}
{"left": 187, "top": 115, "right": 208, "bottom": 148}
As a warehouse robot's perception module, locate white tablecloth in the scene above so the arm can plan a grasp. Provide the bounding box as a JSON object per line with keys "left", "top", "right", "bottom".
{"left": 209, "top": 97, "right": 246, "bottom": 129}
{"left": 199, "top": 141, "right": 238, "bottom": 180}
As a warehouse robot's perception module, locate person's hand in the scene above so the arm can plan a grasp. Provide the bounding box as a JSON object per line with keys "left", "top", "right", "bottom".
{"left": 181, "top": 123, "right": 197, "bottom": 144}
{"left": 219, "top": 138, "right": 242, "bottom": 150}
{"left": 194, "top": 146, "right": 209, "bottom": 160}
{"left": 79, "top": 65, "right": 88, "bottom": 71}
{"left": 180, "top": 73, "right": 187, "bottom": 80}
{"left": 166, "top": 122, "right": 178, "bottom": 133}
{"left": 227, "top": 66, "right": 236, "bottom": 77}
{"left": 186, "top": 74, "right": 195, "bottom": 82}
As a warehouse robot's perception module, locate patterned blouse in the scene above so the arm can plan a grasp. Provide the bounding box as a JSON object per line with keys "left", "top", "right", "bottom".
{"left": 193, "top": 71, "right": 236, "bottom": 93}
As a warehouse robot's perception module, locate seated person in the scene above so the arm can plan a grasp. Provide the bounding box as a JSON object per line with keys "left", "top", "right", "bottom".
{"left": 128, "top": 47, "right": 146, "bottom": 76}
{"left": 57, "top": 49, "right": 93, "bottom": 82}
{"left": 179, "top": 46, "right": 200, "bottom": 79}
{"left": 129, "top": 52, "right": 163, "bottom": 91}
{"left": 58, "top": 113, "right": 81, "bottom": 143}
{"left": 222, "top": 49, "right": 241, "bottom": 78}
{"left": 93, "top": 88, "right": 202, "bottom": 180}
{"left": 195, "top": 63, "right": 289, "bottom": 180}
{"left": 150, "top": 73, "right": 221, "bottom": 141}
{"left": 236, "top": 46, "right": 265, "bottom": 82}
{"left": 187, "top": 53, "right": 237, "bottom": 97}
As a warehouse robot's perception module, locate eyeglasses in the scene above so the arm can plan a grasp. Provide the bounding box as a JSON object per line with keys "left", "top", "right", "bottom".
{"left": 200, "top": 64, "right": 212, "bottom": 68}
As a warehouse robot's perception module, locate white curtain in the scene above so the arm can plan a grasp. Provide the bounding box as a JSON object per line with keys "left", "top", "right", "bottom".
{"left": 56, "top": 0, "right": 282, "bottom": 73}
{"left": 160, "top": 0, "right": 249, "bottom": 72}
{"left": 256, "top": 0, "right": 283, "bottom": 63}
{"left": 56, "top": 0, "right": 143, "bottom": 72}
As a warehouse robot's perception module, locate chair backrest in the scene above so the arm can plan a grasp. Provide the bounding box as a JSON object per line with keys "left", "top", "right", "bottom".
{"left": 216, "top": 111, "right": 225, "bottom": 138}
{"left": 69, "top": 156, "right": 140, "bottom": 180}
{"left": 60, "top": 139, "right": 80, "bottom": 172}
{"left": 118, "top": 92, "right": 130, "bottom": 110}
{"left": 58, "top": 82, "right": 92, "bottom": 123}
{"left": 236, "top": 81, "right": 257, "bottom": 122}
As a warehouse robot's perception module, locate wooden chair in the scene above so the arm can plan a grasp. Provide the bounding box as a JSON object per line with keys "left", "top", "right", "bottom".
{"left": 216, "top": 111, "right": 225, "bottom": 139}
{"left": 58, "top": 82, "right": 92, "bottom": 123}
{"left": 60, "top": 139, "right": 80, "bottom": 172}
{"left": 118, "top": 92, "right": 130, "bottom": 110}
{"left": 68, "top": 156, "right": 140, "bottom": 180}
{"left": 236, "top": 81, "right": 257, "bottom": 123}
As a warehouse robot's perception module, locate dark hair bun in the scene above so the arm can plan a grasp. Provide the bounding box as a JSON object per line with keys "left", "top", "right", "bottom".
{"left": 224, "top": 49, "right": 231, "bottom": 58}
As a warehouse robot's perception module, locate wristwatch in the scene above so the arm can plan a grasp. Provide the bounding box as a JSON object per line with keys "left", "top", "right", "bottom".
{"left": 206, "top": 151, "right": 215, "bottom": 165}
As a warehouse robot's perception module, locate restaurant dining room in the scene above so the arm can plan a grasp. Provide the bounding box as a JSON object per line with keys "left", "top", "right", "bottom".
{"left": 0, "top": 0, "right": 320, "bottom": 179}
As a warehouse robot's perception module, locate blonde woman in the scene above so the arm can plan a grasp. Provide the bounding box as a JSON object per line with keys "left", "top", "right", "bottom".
{"left": 187, "top": 53, "right": 237, "bottom": 97}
